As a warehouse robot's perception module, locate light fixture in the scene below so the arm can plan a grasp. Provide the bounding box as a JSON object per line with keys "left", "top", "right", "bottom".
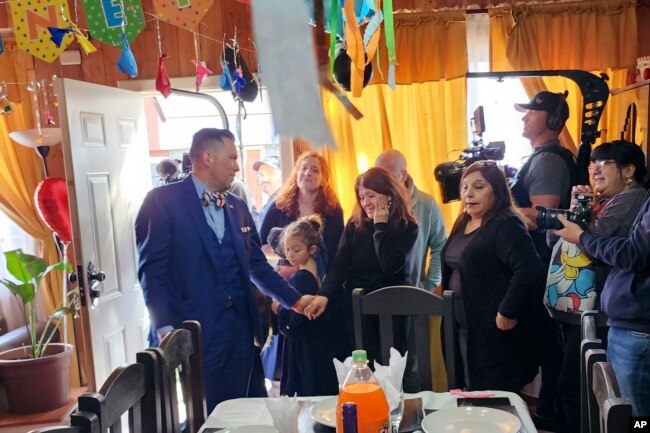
{"left": 8, "top": 127, "right": 62, "bottom": 177}
{"left": 8, "top": 127, "right": 62, "bottom": 148}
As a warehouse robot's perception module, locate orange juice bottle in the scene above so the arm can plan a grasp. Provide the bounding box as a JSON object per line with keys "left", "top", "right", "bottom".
{"left": 337, "top": 350, "right": 389, "bottom": 433}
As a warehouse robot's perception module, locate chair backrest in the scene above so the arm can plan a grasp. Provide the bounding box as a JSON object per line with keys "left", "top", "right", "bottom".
{"left": 580, "top": 311, "right": 603, "bottom": 433}
{"left": 149, "top": 320, "right": 206, "bottom": 433}
{"left": 77, "top": 351, "right": 160, "bottom": 433}
{"left": 585, "top": 348, "right": 607, "bottom": 433}
{"left": 352, "top": 286, "right": 456, "bottom": 391}
{"left": 591, "top": 362, "right": 632, "bottom": 433}
{"left": 27, "top": 411, "right": 100, "bottom": 433}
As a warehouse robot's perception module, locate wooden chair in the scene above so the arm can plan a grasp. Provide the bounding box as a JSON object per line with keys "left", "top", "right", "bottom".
{"left": 148, "top": 320, "right": 206, "bottom": 433}
{"left": 591, "top": 361, "right": 631, "bottom": 433}
{"left": 352, "top": 286, "right": 456, "bottom": 391}
{"left": 580, "top": 311, "right": 603, "bottom": 433}
{"left": 585, "top": 348, "right": 607, "bottom": 433}
{"left": 77, "top": 350, "right": 161, "bottom": 433}
{"left": 27, "top": 411, "right": 100, "bottom": 433}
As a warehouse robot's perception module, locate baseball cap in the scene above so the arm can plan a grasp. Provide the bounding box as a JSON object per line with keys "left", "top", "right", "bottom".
{"left": 253, "top": 155, "right": 281, "bottom": 171}
{"left": 514, "top": 91, "right": 568, "bottom": 114}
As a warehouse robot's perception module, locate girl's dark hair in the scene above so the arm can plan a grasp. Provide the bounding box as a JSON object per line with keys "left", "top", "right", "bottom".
{"left": 279, "top": 214, "right": 323, "bottom": 256}
{"left": 591, "top": 140, "right": 647, "bottom": 185}
{"left": 351, "top": 167, "right": 416, "bottom": 230}
{"left": 451, "top": 161, "right": 522, "bottom": 233}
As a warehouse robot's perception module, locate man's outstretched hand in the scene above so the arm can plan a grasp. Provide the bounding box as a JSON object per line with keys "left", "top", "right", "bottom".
{"left": 292, "top": 295, "right": 315, "bottom": 315}
{"left": 304, "top": 296, "right": 328, "bottom": 320}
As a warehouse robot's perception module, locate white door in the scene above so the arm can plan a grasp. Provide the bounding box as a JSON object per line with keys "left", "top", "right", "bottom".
{"left": 55, "top": 78, "right": 151, "bottom": 391}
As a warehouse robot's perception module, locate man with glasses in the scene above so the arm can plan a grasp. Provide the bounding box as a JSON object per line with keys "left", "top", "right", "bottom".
{"left": 135, "top": 128, "right": 313, "bottom": 411}
{"left": 510, "top": 91, "right": 577, "bottom": 432}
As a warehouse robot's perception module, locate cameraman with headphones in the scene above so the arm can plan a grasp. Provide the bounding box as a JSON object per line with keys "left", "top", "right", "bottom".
{"left": 511, "top": 90, "right": 576, "bottom": 433}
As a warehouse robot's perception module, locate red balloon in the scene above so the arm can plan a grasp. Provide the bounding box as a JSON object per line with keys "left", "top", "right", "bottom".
{"left": 35, "top": 178, "right": 72, "bottom": 243}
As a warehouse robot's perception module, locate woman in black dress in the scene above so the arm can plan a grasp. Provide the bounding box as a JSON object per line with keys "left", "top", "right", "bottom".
{"left": 441, "top": 161, "right": 545, "bottom": 392}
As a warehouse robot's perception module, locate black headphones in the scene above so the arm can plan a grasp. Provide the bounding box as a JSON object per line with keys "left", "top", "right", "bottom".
{"left": 546, "top": 90, "right": 569, "bottom": 131}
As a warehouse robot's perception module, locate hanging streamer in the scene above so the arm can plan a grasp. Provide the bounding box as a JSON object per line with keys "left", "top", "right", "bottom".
{"left": 27, "top": 81, "right": 43, "bottom": 144}
{"left": 0, "top": 32, "right": 4, "bottom": 55}
{"left": 382, "top": 0, "right": 397, "bottom": 89}
{"left": 342, "top": 0, "right": 364, "bottom": 97}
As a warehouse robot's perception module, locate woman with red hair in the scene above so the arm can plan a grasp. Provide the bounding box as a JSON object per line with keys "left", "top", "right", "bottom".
{"left": 260, "top": 151, "right": 344, "bottom": 274}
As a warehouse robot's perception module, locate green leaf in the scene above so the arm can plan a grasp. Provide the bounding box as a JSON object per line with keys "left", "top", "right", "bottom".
{"left": 0, "top": 279, "right": 35, "bottom": 303}
{"left": 44, "top": 261, "right": 72, "bottom": 276}
{"left": 4, "top": 249, "right": 32, "bottom": 283}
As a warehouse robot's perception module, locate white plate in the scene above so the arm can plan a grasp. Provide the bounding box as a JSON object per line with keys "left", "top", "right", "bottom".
{"left": 219, "top": 426, "right": 278, "bottom": 433}
{"left": 310, "top": 395, "right": 338, "bottom": 427}
{"left": 421, "top": 406, "right": 521, "bottom": 433}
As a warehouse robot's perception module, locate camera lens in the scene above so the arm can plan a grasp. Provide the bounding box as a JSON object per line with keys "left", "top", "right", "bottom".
{"left": 535, "top": 207, "right": 571, "bottom": 230}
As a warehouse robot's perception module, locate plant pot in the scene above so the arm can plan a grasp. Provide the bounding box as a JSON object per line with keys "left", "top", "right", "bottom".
{"left": 0, "top": 343, "right": 74, "bottom": 414}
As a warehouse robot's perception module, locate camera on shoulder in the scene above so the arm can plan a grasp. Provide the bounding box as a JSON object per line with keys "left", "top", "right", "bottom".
{"left": 535, "top": 193, "right": 593, "bottom": 230}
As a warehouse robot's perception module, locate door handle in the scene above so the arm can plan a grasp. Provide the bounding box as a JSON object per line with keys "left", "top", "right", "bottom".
{"left": 87, "top": 261, "right": 106, "bottom": 307}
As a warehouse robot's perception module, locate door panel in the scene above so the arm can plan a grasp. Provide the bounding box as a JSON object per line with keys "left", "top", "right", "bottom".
{"left": 55, "top": 78, "right": 151, "bottom": 391}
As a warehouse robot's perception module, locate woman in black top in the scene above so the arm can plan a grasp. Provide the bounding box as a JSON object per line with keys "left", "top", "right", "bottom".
{"left": 441, "top": 161, "right": 545, "bottom": 392}
{"left": 307, "top": 167, "right": 418, "bottom": 362}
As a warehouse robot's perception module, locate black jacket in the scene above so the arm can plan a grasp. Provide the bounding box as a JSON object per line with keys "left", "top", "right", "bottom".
{"left": 442, "top": 214, "right": 545, "bottom": 391}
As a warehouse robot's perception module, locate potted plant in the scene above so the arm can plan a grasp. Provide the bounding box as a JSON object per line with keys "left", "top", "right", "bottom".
{"left": 0, "top": 248, "right": 76, "bottom": 414}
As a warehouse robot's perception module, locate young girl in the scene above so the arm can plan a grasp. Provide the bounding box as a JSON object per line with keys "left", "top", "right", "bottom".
{"left": 273, "top": 214, "right": 339, "bottom": 396}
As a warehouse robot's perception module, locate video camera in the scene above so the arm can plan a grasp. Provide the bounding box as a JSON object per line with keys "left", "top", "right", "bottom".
{"left": 434, "top": 106, "right": 509, "bottom": 203}
{"left": 536, "top": 193, "right": 593, "bottom": 230}
{"left": 156, "top": 153, "right": 192, "bottom": 185}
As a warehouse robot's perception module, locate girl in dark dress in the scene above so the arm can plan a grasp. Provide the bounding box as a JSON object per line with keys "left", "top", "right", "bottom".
{"left": 273, "top": 215, "right": 338, "bottom": 396}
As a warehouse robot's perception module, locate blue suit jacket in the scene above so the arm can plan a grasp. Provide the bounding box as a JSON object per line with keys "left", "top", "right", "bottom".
{"left": 135, "top": 176, "right": 301, "bottom": 346}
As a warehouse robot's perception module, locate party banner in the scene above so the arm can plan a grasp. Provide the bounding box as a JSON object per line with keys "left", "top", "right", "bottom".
{"left": 82, "top": 0, "right": 145, "bottom": 45}
{"left": 11, "top": 0, "right": 74, "bottom": 63}
{"left": 153, "top": 0, "right": 213, "bottom": 30}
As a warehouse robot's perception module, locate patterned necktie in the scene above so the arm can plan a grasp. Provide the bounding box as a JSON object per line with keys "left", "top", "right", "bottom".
{"left": 202, "top": 191, "right": 226, "bottom": 209}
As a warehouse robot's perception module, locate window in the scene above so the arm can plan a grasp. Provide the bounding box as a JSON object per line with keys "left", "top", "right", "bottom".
{"left": 0, "top": 212, "right": 38, "bottom": 333}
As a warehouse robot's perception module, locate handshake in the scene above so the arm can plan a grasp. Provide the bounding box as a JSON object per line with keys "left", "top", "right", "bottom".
{"left": 292, "top": 295, "right": 328, "bottom": 320}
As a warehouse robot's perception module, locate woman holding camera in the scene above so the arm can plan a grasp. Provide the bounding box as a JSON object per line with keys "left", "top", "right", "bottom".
{"left": 547, "top": 140, "right": 647, "bottom": 432}
{"left": 440, "top": 161, "right": 545, "bottom": 392}
{"left": 556, "top": 188, "right": 650, "bottom": 416}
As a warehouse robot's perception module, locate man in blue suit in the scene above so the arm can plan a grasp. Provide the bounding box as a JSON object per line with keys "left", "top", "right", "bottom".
{"left": 135, "top": 128, "right": 312, "bottom": 411}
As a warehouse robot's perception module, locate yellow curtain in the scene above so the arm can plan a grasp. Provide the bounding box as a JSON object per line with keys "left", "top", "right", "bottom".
{"left": 323, "top": 10, "right": 467, "bottom": 228}
{"left": 0, "top": 41, "right": 80, "bottom": 386}
{"left": 490, "top": 0, "right": 637, "bottom": 151}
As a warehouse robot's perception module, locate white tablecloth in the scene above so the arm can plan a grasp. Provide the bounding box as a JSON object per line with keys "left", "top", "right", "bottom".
{"left": 200, "top": 390, "right": 537, "bottom": 432}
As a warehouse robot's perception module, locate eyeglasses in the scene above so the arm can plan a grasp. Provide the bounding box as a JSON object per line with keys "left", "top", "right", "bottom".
{"left": 588, "top": 160, "right": 617, "bottom": 171}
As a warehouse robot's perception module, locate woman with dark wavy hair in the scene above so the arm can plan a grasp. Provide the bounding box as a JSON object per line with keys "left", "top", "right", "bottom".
{"left": 441, "top": 161, "right": 545, "bottom": 392}
{"left": 307, "top": 167, "right": 418, "bottom": 362}
{"left": 260, "top": 151, "right": 344, "bottom": 275}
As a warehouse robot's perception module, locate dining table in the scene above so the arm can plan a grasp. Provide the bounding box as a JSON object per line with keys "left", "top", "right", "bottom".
{"left": 198, "top": 389, "right": 538, "bottom": 433}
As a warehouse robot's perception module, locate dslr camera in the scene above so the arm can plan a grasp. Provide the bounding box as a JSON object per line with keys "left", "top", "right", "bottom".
{"left": 535, "top": 193, "right": 593, "bottom": 230}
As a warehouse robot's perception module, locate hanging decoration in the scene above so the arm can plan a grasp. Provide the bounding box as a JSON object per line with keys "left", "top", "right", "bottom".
{"left": 116, "top": 5, "right": 138, "bottom": 78}
{"left": 117, "top": 34, "right": 138, "bottom": 77}
{"left": 382, "top": 0, "right": 397, "bottom": 89}
{"left": 153, "top": 0, "right": 213, "bottom": 31}
{"left": 47, "top": 13, "right": 96, "bottom": 55}
{"left": 11, "top": 0, "right": 75, "bottom": 63}
{"left": 155, "top": 19, "right": 171, "bottom": 98}
{"left": 341, "top": 0, "right": 365, "bottom": 97}
{"left": 35, "top": 178, "right": 73, "bottom": 244}
{"left": 82, "top": 0, "right": 145, "bottom": 46}
{"left": 0, "top": 32, "right": 4, "bottom": 55}
{"left": 221, "top": 31, "right": 258, "bottom": 103}
{"left": 28, "top": 81, "right": 44, "bottom": 144}
{"left": 191, "top": 32, "right": 211, "bottom": 92}
{"left": 0, "top": 82, "right": 12, "bottom": 115}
